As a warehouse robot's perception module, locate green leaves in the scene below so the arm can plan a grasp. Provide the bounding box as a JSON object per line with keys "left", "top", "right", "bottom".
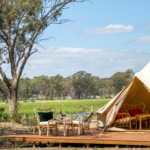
{"left": 111, "top": 70, "right": 134, "bottom": 93}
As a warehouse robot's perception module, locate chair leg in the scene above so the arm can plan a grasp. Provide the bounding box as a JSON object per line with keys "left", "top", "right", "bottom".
{"left": 129, "top": 121, "right": 131, "bottom": 130}
{"left": 78, "top": 127, "right": 80, "bottom": 135}
{"left": 55, "top": 125, "right": 58, "bottom": 135}
{"left": 50, "top": 128, "right": 53, "bottom": 134}
{"left": 82, "top": 127, "right": 84, "bottom": 134}
{"left": 72, "top": 126, "right": 74, "bottom": 135}
{"left": 39, "top": 128, "right": 41, "bottom": 135}
{"left": 47, "top": 128, "right": 49, "bottom": 136}
{"left": 90, "top": 128, "right": 93, "bottom": 134}
{"left": 67, "top": 126, "right": 69, "bottom": 135}
{"left": 56, "top": 127, "right": 58, "bottom": 135}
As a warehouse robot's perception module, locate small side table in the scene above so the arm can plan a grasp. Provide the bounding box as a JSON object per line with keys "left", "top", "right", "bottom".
{"left": 56, "top": 119, "right": 73, "bottom": 136}
{"left": 135, "top": 114, "right": 150, "bottom": 130}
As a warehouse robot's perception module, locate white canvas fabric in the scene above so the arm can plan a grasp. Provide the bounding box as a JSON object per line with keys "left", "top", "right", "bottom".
{"left": 96, "top": 62, "right": 150, "bottom": 128}
{"left": 135, "top": 62, "right": 150, "bottom": 89}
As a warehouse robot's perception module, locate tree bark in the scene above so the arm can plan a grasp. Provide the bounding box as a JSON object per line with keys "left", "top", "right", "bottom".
{"left": 8, "top": 92, "right": 17, "bottom": 118}
{"left": 8, "top": 77, "right": 18, "bottom": 118}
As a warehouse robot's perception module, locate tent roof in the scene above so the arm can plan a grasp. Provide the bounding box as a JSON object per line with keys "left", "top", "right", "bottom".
{"left": 96, "top": 62, "right": 150, "bottom": 127}
{"left": 135, "top": 62, "right": 150, "bottom": 89}
{"left": 96, "top": 62, "right": 150, "bottom": 115}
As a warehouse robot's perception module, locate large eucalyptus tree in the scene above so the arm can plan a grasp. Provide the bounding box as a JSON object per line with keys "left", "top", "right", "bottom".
{"left": 0, "top": 0, "right": 86, "bottom": 117}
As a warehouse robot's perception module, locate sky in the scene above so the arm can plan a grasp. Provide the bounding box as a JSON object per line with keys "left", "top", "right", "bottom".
{"left": 3, "top": 0, "right": 150, "bottom": 78}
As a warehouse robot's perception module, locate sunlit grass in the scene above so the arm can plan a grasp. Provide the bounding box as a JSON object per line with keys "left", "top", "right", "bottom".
{"left": 1, "top": 99, "right": 110, "bottom": 114}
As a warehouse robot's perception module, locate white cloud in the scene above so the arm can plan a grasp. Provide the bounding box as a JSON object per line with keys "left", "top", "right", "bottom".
{"left": 54, "top": 47, "right": 102, "bottom": 54}
{"left": 71, "top": 22, "right": 81, "bottom": 26}
{"left": 145, "top": 22, "right": 150, "bottom": 25}
{"left": 82, "top": 24, "right": 135, "bottom": 34}
{"left": 2, "top": 46, "right": 150, "bottom": 78}
{"left": 128, "top": 36, "right": 150, "bottom": 44}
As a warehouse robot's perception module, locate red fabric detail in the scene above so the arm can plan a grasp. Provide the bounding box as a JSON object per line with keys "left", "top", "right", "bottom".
{"left": 115, "top": 109, "right": 126, "bottom": 121}
{"left": 128, "top": 109, "right": 142, "bottom": 117}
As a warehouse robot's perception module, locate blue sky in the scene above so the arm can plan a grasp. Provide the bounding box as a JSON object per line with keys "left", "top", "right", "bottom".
{"left": 4, "top": 0, "right": 150, "bottom": 78}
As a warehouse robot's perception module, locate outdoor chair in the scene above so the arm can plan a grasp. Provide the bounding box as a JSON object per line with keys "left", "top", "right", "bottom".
{"left": 124, "top": 103, "right": 148, "bottom": 129}
{"left": 71, "top": 106, "right": 91, "bottom": 120}
{"left": 124, "top": 103, "right": 148, "bottom": 114}
{"left": 34, "top": 107, "right": 58, "bottom": 136}
{"left": 114, "top": 111, "right": 133, "bottom": 129}
{"left": 67, "top": 106, "right": 94, "bottom": 135}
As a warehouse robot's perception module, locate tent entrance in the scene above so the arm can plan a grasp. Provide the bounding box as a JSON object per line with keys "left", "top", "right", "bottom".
{"left": 113, "top": 77, "right": 150, "bottom": 130}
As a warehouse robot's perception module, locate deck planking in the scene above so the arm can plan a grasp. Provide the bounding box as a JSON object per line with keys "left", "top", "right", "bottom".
{"left": 9, "top": 128, "right": 150, "bottom": 148}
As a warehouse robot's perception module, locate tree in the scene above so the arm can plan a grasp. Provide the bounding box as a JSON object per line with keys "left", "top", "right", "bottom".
{"left": 63, "top": 76, "right": 75, "bottom": 99}
{"left": 49, "top": 74, "right": 64, "bottom": 100}
{"left": 111, "top": 72, "right": 127, "bottom": 94}
{"left": 32, "top": 75, "right": 49, "bottom": 99}
{"left": 111, "top": 69, "right": 134, "bottom": 94}
{"left": 90, "top": 76, "right": 100, "bottom": 99}
{"left": 18, "top": 77, "right": 31, "bottom": 100}
{"left": 45, "top": 87, "right": 54, "bottom": 100}
{"left": 125, "top": 69, "right": 134, "bottom": 83}
{"left": 72, "top": 71, "right": 93, "bottom": 99}
{"left": 0, "top": 0, "right": 87, "bottom": 117}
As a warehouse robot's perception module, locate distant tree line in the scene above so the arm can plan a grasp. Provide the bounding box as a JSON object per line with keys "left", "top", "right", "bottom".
{"left": 0, "top": 69, "right": 134, "bottom": 101}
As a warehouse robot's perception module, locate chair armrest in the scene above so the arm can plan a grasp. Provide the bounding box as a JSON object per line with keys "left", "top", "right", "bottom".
{"left": 143, "top": 111, "right": 148, "bottom": 114}
{"left": 78, "top": 115, "right": 89, "bottom": 125}
{"left": 47, "top": 119, "right": 57, "bottom": 124}
{"left": 71, "top": 115, "right": 78, "bottom": 120}
{"left": 71, "top": 115, "right": 78, "bottom": 117}
{"left": 117, "top": 113, "right": 131, "bottom": 119}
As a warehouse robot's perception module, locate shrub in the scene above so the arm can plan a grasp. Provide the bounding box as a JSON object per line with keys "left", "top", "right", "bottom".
{"left": 0, "top": 107, "right": 5, "bottom": 120}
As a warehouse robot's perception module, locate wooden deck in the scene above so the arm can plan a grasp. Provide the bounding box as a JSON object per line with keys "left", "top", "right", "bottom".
{"left": 9, "top": 128, "right": 150, "bottom": 148}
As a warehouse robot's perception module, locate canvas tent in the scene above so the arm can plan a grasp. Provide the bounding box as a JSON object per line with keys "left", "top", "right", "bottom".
{"left": 96, "top": 62, "right": 150, "bottom": 128}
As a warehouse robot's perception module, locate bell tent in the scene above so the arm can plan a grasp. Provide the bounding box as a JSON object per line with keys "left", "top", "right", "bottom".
{"left": 96, "top": 62, "right": 150, "bottom": 129}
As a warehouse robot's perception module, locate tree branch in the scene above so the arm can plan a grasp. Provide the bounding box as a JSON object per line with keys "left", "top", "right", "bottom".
{"left": 0, "top": 66, "right": 12, "bottom": 93}
{"left": 0, "top": 86, "right": 10, "bottom": 101}
{"left": 12, "top": 13, "right": 25, "bottom": 50}
{"left": 17, "top": 29, "right": 40, "bottom": 80}
{"left": 0, "top": 33, "right": 8, "bottom": 45}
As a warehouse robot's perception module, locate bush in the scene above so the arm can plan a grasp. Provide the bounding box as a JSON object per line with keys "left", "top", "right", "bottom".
{"left": 0, "top": 107, "right": 5, "bottom": 120}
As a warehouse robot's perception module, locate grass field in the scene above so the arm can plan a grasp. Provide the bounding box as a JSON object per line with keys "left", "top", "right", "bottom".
{"left": 0, "top": 99, "right": 110, "bottom": 114}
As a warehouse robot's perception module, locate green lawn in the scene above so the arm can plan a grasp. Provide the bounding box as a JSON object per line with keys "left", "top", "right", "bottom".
{"left": 1, "top": 99, "right": 110, "bottom": 114}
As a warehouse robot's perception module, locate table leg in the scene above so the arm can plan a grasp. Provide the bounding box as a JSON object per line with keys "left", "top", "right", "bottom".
{"left": 72, "top": 123, "right": 74, "bottom": 135}
{"left": 64, "top": 122, "right": 66, "bottom": 136}
{"left": 140, "top": 117, "right": 142, "bottom": 130}
{"left": 47, "top": 124, "right": 49, "bottom": 136}
{"left": 55, "top": 124, "right": 58, "bottom": 135}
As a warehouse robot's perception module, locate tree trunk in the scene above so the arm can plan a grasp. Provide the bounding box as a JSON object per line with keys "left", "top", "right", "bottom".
{"left": 8, "top": 78, "right": 18, "bottom": 118}
{"left": 77, "top": 93, "right": 80, "bottom": 99}
{"left": 8, "top": 94, "right": 17, "bottom": 118}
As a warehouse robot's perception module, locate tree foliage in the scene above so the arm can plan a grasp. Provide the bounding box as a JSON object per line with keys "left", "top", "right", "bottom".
{"left": 0, "top": 0, "right": 87, "bottom": 116}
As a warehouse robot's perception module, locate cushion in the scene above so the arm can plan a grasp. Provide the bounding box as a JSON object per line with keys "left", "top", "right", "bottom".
{"left": 115, "top": 117, "right": 131, "bottom": 123}
{"left": 39, "top": 121, "right": 56, "bottom": 125}
{"left": 128, "top": 109, "right": 142, "bottom": 117}
{"left": 38, "top": 112, "right": 53, "bottom": 122}
{"left": 73, "top": 121, "right": 88, "bottom": 125}
{"left": 115, "top": 109, "right": 126, "bottom": 121}
{"left": 76, "top": 112, "right": 90, "bottom": 122}
{"left": 66, "top": 121, "right": 88, "bottom": 125}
